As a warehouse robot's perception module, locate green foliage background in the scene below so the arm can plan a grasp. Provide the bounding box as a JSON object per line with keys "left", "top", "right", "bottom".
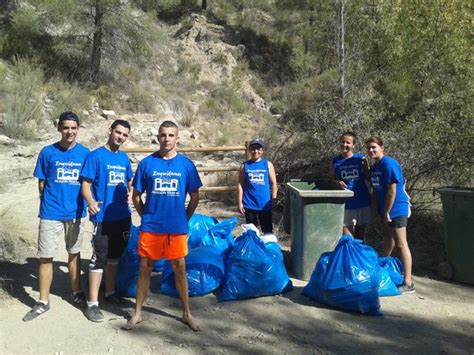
{"left": 0, "top": 0, "right": 472, "bottom": 209}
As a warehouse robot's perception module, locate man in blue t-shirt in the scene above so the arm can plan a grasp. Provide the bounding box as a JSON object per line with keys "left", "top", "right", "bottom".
{"left": 125, "top": 120, "right": 202, "bottom": 332}
{"left": 23, "top": 112, "right": 90, "bottom": 322}
{"left": 80, "top": 119, "right": 133, "bottom": 322}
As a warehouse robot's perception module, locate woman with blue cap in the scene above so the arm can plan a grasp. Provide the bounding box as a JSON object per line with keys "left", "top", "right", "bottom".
{"left": 237, "top": 138, "right": 278, "bottom": 234}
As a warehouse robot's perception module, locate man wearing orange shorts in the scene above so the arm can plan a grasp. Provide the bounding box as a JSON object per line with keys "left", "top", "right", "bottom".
{"left": 125, "top": 120, "right": 202, "bottom": 331}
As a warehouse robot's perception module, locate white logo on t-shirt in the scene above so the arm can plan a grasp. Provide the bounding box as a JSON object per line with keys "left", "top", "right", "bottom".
{"left": 371, "top": 175, "right": 380, "bottom": 188}
{"left": 154, "top": 178, "right": 178, "bottom": 192}
{"left": 57, "top": 168, "right": 80, "bottom": 181}
{"left": 249, "top": 173, "right": 265, "bottom": 183}
{"left": 109, "top": 171, "right": 125, "bottom": 184}
{"left": 341, "top": 168, "right": 359, "bottom": 180}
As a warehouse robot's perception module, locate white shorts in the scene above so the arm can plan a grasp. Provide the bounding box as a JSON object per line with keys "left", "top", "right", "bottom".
{"left": 343, "top": 206, "right": 372, "bottom": 227}
{"left": 37, "top": 219, "right": 86, "bottom": 258}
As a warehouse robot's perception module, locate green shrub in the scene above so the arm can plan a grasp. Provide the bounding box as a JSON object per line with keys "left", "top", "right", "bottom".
{"left": 213, "top": 52, "right": 228, "bottom": 65}
{"left": 127, "top": 86, "right": 156, "bottom": 113}
{"left": 119, "top": 65, "right": 142, "bottom": 89}
{"left": 181, "top": 113, "right": 196, "bottom": 127}
{"left": 2, "top": 59, "right": 45, "bottom": 139}
{"left": 176, "top": 58, "right": 201, "bottom": 81}
{"left": 93, "top": 85, "right": 118, "bottom": 110}
{"left": 45, "top": 78, "right": 93, "bottom": 123}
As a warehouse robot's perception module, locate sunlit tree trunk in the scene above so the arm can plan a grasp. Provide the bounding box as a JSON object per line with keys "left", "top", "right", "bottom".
{"left": 336, "top": 0, "right": 347, "bottom": 109}
{"left": 90, "top": 0, "right": 104, "bottom": 83}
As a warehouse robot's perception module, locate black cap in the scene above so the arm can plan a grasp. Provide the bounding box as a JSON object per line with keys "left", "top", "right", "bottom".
{"left": 58, "top": 111, "right": 79, "bottom": 125}
{"left": 249, "top": 138, "right": 265, "bottom": 148}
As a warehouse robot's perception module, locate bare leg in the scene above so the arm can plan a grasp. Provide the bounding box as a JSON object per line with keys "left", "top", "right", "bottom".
{"left": 68, "top": 253, "right": 82, "bottom": 293}
{"left": 381, "top": 223, "right": 395, "bottom": 256}
{"left": 88, "top": 270, "right": 103, "bottom": 303}
{"left": 125, "top": 257, "right": 153, "bottom": 330}
{"left": 171, "top": 258, "right": 200, "bottom": 332}
{"left": 342, "top": 226, "right": 352, "bottom": 236}
{"left": 105, "top": 262, "right": 118, "bottom": 294}
{"left": 39, "top": 258, "right": 53, "bottom": 302}
{"left": 391, "top": 226, "right": 413, "bottom": 285}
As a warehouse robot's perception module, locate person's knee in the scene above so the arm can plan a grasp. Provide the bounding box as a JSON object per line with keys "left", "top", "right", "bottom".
{"left": 139, "top": 258, "right": 153, "bottom": 276}
{"left": 171, "top": 258, "right": 186, "bottom": 273}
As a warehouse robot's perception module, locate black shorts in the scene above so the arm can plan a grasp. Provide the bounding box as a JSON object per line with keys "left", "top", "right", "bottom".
{"left": 388, "top": 216, "right": 408, "bottom": 228}
{"left": 244, "top": 208, "right": 273, "bottom": 234}
{"left": 89, "top": 217, "right": 131, "bottom": 271}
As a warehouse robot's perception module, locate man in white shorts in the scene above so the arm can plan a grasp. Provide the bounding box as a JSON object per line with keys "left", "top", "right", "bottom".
{"left": 23, "top": 112, "right": 90, "bottom": 321}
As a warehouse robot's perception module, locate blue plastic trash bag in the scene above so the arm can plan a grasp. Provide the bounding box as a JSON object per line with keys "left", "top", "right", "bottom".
{"left": 198, "top": 217, "right": 237, "bottom": 254}
{"left": 160, "top": 246, "right": 225, "bottom": 297}
{"left": 378, "top": 267, "right": 400, "bottom": 297}
{"left": 116, "top": 225, "right": 141, "bottom": 297}
{"left": 218, "top": 230, "right": 292, "bottom": 302}
{"left": 378, "top": 256, "right": 404, "bottom": 286}
{"left": 153, "top": 258, "right": 165, "bottom": 273}
{"left": 303, "top": 234, "right": 382, "bottom": 315}
{"left": 188, "top": 214, "right": 219, "bottom": 249}
{"left": 115, "top": 225, "right": 165, "bottom": 296}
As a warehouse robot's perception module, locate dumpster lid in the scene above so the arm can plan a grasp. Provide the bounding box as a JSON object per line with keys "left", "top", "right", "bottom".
{"left": 287, "top": 181, "right": 354, "bottom": 198}
{"left": 435, "top": 187, "right": 474, "bottom": 196}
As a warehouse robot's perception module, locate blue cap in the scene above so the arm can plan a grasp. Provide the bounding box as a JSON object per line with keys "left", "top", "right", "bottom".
{"left": 58, "top": 111, "right": 79, "bottom": 125}
{"left": 249, "top": 138, "right": 265, "bottom": 148}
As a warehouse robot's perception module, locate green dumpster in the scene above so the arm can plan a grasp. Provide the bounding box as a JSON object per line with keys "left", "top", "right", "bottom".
{"left": 436, "top": 187, "right": 474, "bottom": 285}
{"left": 287, "top": 180, "right": 354, "bottom": 280}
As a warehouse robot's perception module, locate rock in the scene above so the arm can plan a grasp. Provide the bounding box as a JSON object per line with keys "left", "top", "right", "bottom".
{"left": 146, "top": 128, "right": 159, "bottom": 137}
{"left": 102, "top": 110, "right": 117, "bottom": 120}
{"left": 133, "top": 113, "right": 158, "bottom": 123}
{"left": 0, "top": 134, "right": 14, "bottom": 145}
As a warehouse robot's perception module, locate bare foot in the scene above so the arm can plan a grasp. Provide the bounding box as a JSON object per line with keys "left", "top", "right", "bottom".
{"left": 182, "top": 315, "right": 201, "bottom": 332}
{"left": 123, "top": 314, "right": 142, "bottom": 331}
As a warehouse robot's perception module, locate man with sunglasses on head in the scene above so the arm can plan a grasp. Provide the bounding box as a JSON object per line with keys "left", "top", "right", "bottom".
{"left": 23, "top": 111, "right": 90, "bottom": 322}
{"left": 237, "top": 138, "right": 278, "bottom": 235}
{"left": 80, "top": 119, "right": 133, "bottom": 322}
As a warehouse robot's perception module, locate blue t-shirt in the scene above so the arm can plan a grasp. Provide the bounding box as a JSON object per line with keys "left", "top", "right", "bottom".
{"left": 371, "top": 156, "right": 411, "bottom": 219}
{"left": 132, "top": 153, "right": 203, "bottom": 234}
{"left": 332, "top": 153, "right": 371, "bottom": 210}
{"left": 34, "top": 143, "right": 90, "bottom": 220}
{"left": 80, "top": 146, "right": 133, "bottom": 223}
{"left": 242, "top": 159, "right": 271, "bottom": 211}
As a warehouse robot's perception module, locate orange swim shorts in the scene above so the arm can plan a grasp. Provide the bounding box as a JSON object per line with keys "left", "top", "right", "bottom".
{"left": 138, "top": 232, "right": 188, "bottom": 260}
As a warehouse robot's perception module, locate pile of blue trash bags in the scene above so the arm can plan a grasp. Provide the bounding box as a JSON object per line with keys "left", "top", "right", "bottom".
{"left": 116, "top": 214, "right": 293, "bottom": 301}
{"left": 116, "top": 216, "right": 403, "bottom": 315}
{"left": 302, "top": 234, "right": 404, "bottom": 316}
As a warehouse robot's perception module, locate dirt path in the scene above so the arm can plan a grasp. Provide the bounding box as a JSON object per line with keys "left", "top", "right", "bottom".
{"left": 1, "top": 178, "right": 473, "bottom": 354}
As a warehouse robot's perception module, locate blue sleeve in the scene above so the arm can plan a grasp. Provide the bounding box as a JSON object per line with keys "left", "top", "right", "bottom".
{"left": 384, "top": 159, "right": 402, "bottom": 185}
{"left": 132, "top": 161, "right": 145, "bottom": 193}
{"left": 33, "top": 148, "right": 47, "bottom": 180}
{"left": 186, "top": 160, "right": 203, "bottom": 193}
{"left": 80, "top": 152, "right": 97, "bottom": 181}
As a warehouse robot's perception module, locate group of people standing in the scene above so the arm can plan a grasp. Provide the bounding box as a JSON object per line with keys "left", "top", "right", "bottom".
{"left": 23, "top": 112, "right": 201, "bottom": 331}
{"left": 330, "top": 132, "right": 414, "bottom": 294}
{"left": 22, "top": 112, "right": 414, "bottom": 330}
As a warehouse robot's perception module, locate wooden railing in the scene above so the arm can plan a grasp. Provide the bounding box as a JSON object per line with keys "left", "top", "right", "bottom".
{"left": 124, "top": 143, "right": 250, "bottom": 193}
